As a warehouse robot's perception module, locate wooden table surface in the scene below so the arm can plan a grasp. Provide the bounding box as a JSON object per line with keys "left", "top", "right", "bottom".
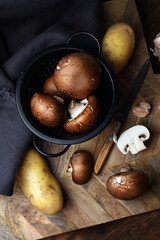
{"left": 44, "top": 1, "right": 160, "bottom": 239}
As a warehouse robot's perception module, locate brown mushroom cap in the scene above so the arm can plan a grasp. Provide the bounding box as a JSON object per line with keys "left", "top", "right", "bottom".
{"left": 43, "top": 74, "right": 68, "bottom": 100}
{"left": 30, "top": 92, "right": 67, "bottom": 127}
{"left": 54, "top": 52, "right": 101, "bottom": 99}
{"left": 63, "top": 95, "right": 99, "bottom": 134}
{"left": 69, "top": 150, "right": 93, "bottom": 184}
{"left": 107, "top": 170, "right": 149, "bottom": 200}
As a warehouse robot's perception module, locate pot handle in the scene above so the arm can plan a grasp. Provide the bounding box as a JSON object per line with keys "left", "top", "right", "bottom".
{"left": 66, "top": 31, "right": 101, "bottom": 54}
{"left": 33, "top": 135, "right": 71, "bottom": 157}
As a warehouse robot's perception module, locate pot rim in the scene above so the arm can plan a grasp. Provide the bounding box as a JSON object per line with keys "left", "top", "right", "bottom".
{"left": 16, "top": 44, "right": 118, "bottom": 145}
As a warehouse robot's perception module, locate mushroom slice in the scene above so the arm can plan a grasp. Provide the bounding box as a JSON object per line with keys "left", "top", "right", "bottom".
{"left": 63, "top": 95, "right": 99, "bottom": 134}
{"left": 116, "top": 125, "right": 150, "bottom": 155}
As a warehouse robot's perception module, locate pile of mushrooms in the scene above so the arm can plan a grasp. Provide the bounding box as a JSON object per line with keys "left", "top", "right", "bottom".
{"left": 132, "top": 101, "right": 151, "bottom": 118}
{"left": 30, "top": 51, "right": 101, "bottom": 133}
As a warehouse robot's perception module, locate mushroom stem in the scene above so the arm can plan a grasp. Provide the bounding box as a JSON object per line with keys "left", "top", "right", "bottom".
{"left": 53, "top": 95, "right": 65, "bottom": 104}
{"left": 66, "top": 163, "right": 73, "bottom": 173}
{"left": 69, "top": 100, "right": 75, "bottom": 109}
{"left": 68, "top": 99, "right": 88, "bottom": 120}
{"left": 129, "top": 136, "right": 146, "bottom": 154}
{"left": 113, "top": 132, "right": 118, "bottom": 144}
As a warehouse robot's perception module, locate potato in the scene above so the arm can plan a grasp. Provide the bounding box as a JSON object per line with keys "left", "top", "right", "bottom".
{"left": 102, "top": 22, "right": 135, "bottom": 74}
{"left": 17, "top": 148, "right": 63, "bottom": 215}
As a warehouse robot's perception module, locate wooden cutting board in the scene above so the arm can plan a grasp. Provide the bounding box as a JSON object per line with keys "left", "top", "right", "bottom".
{"left": 1, "top": 0, "right": 160, "bottom": 239}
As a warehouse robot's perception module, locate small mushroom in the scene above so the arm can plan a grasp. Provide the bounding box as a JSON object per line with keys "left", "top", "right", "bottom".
{"left": 63, "top": 95, "right": 99, "bottom": 134}
{"left": 67, "top": 150, "right": 93, "bottom": 184}
{"left": 30, "top": 92, "right": 67, "bottom": 127}
{"left": 53, "top": 52, "right": 101, "bottom": 99}
{"left": 107, "top": 169, "right": 149, "bottom": 200}
{"left": 114, "top": 125, "right": 150, "bottom": 155}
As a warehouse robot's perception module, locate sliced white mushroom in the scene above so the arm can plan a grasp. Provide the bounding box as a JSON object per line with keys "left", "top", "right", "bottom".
{"left": 116, "top": 125, "right": 150, "bottom": 155}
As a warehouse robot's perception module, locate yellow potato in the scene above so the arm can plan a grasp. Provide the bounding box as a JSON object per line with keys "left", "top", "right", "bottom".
{"left": 17, "top": 148, "right": 63, "bottom": 215}
{"left": 102, "top": 22, "right": 135, "bottom": 74}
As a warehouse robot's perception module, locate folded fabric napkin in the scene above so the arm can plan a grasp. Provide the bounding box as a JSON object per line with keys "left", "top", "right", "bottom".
{"left": 0, "top": 0, "right": 102, "bottom": 196}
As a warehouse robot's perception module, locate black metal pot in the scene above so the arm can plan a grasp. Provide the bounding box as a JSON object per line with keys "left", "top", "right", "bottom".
{"left": 16, "top": 32, "right": 118, "bottom": 157}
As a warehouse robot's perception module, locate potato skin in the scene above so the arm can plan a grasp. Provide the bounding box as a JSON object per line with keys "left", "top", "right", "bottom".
{"left": 17, "top": 148, "right": 63, "bottom": 215}
{"left": 102, "top": 22, "right": 135, "bottom": 74}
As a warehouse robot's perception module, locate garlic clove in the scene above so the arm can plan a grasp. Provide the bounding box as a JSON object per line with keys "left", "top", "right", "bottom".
{"left": 132, "top": 101, "right": 151, "bottom": 118}
{"left": 132, "top": 106, "right": 149, "bottom": 118}
{"left": 139, "top": 101, "right": 151, "bottom": 111}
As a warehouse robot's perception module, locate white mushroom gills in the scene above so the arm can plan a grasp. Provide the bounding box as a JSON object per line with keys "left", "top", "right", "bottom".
{"left": 116, "top": 125, "right": 150, "bottom": 155}
{"left": 67, "top": 98, "right": 88, "bottom": 120}
{"left": 151, "top": 33, "right": 160, "bottom": 61}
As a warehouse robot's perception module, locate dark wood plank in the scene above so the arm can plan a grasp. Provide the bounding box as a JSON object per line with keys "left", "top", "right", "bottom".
{"left": 44, "top": 210, "right": 160, "bottom": 240}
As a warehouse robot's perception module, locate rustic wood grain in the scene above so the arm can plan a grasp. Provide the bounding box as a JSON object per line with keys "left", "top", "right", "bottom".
{"left": 0, "top": 216, "right": 19, "bottom": 240}
{"left": 44, "top": 210, "right": 160, "bottom": 240}
{"left": 1, "top": 0, "right": 160, "bottom": 239}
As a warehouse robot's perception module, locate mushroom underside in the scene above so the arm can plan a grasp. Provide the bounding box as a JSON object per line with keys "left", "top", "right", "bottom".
{"left": 116, "top": 125, "right": 150, "bottom": 155}
{"left": 63, "top": 95, "right": 99, "bottom": 134}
